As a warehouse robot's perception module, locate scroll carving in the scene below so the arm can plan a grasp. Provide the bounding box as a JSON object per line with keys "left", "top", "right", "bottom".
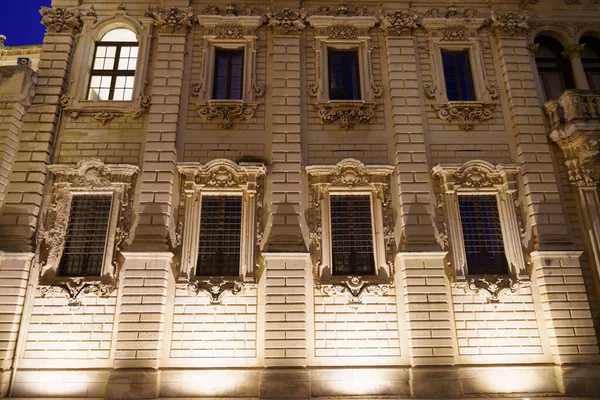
{"left": 196, "top": 101, "right": 259, "bottom": 130}
{"left": 315, "top": 101, "right": 376, "bottom": 130}
{"left": 37, "top": 279, "right": 116, "bottom": 308}
{"left": 319, "top": 276, "right": 392, "bottom": 308}
{"left": 455, "top": 276, "right": 531, "bottom": 303}
{"left": 378, "top": 10, "right": 419, "bottom": 36}
{"left": 435, "top": 103, "right": 495, "bottom": 131}
{"left": 40, "top": 6, "right": 82, "bottom": 34}
{"left": 177, "top": 278, "right": 253, "bottom": 305}
{"left": 266, "top": 7, "right": 307, "bottom": 34}
{"left": 150, "top": 6, "right": 194, "bottom": 34}
{"left": 490, "top": 10, "right": 529, "bottom": 37}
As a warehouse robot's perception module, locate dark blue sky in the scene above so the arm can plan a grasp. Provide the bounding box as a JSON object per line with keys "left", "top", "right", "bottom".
{"left": 0, "top": 0, "right": 51, "bottom": 46}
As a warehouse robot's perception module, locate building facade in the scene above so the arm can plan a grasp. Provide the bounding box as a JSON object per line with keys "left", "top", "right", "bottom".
{"left": 0, "top": 0, "right": 599, "bottom": 398}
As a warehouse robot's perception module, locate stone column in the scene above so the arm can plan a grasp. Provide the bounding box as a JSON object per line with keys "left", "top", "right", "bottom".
{"left": 562, "top": 44, "right": 589, "bottom": 91}
{"left": 0, "top": 66, "right": 35, "bottom": 207}
{"left": 492, "top": 13, "right": 572, "bottom": 249}
{"left": 130, "top": 7, "right": 192, "bottom": 251}
{"left": 0, "top": 6, "right": 80, "bottom": 252}
{"left": 381, "top": 14, "right": 440, "bottom": 251}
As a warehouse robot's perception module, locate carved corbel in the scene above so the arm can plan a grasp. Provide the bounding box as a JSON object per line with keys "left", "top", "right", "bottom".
{"left": 37, "top": 279, "right": 116, "bottom": 308}
{"left": 177, "top": 278, "right": 251, "bottom": 305}
{"left": 319, "top": 276, "right": 392, "bottom": 309}
{"left": 454, "top": 276, "right": 531, "bottom": 303}
{"left": 434, "top": 102, "right": 495, "bottom": 131}
{"left": 196, "top": 101, "right": 259, "bottom": 130}
{"left": 315, "top": 101, "right": 376, "bottom": 130}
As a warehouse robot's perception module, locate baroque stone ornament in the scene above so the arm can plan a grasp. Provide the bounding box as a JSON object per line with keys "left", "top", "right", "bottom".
{"left": 37, "top": 279, "right": 115, "bottom": 308}
{"left": 266, "top": 8, "right": 307, "bottom": 34}
{"left": 378, "top": 10, "right": 420, "bottom": 36}
{"left": 424, "top": 83, "right": 437, "bottom": 99}
{"left": 490, "top": 10, "right": 529, "bottom": 37}
{"left": 435, "top": 103, "right": 495, "bottom": 131}
{"left": 177, "top": 278, "right": 252, "bottom": 305}
{"left": 456, "top": 276, "right": 531, "bottom": 303}
{"left": 65, "top": 106, "right": 148, "bottom": 124}
{"left": 315, "top": 101, "right": 376, "bottom": 130}
{"left": 319, "top": 277, "right": 392, "bottom": 308}
{"left": 487, "top": 84, "right": 501, "bottom": 100}
{"left": 196, "top": 101, "right": 259, "bottom": 130}
{"left": 40, "top": 6, "right": 82, "bottom": 34}
{"left": 562, "top": 43, "right": 586, "bottom": 58}
{"left": 151, "top": 6, "right": 194, "bottom": 34}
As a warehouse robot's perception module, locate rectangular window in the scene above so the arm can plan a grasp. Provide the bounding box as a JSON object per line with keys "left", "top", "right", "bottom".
{"left": 458, "top": 195, "right": 509, "bottom": 275}
{"left": 442, "top": 50, "right": 476, "bottom": 101}
{"left": 330, "top": 195, "right": 375, "bottom": 276}
{"left": 212, "top": 48, "right": 244, "bottom": 100}
{"left": 58, "top": 194, "right": 112, "bottom": 277}
{"left": 328, "top": 49, "right": 361, "bottom": 100}
{"left": 197, "top": 196, "right": 243, "bottom": 276}
{"left": 88, "top": 43, "right": 138, "bottom": 101}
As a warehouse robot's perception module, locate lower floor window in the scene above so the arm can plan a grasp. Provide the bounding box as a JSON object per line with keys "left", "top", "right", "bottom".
{"left": 330, "top": 195, "right": 375, "bottom": 276}
{"left": 196, "top": 195, "right": 243, "bottom": 277}
{"left": 58, "top": 194, "right": 112, "bottom": 277}
{"left": 458, "top": 195, "right": 508, "bottom": 275}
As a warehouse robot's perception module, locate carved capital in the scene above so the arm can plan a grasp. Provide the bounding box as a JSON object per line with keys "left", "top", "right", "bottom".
{"left": 378, "top": 10, "right": 419, "bottom": 36}
{"left": 562, "top": 43, "right": 586, "bottom": 58}
{"left": 490, "top": 10, "right": 529, "bottom": 37}
{"left": 151, "top": 6, "right": 194, "bottom": 34}
{"left": 266, "top": 8, "right": 307, "bottom": 34}
{"left": 40, "top": 6, "right": 82, "bottom": 34}
{"left": 315, "top": 101, "right": 376, "bottom": 130}
{"left": 435, "top": 102, "right": 495, "bottom": 131}
{"left": 196, "top": 100, "right": 258, "bottom": 130}
{"left": 455, "top": 276, "right": 531, "bottom": 303}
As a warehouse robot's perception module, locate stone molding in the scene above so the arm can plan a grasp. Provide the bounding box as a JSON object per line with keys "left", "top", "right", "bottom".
{"left": 177, "top": 159, "right": 266, "bottom": 281}
{"left": 149, "top": 6, "right": 194, "bottom": 34}
{"left": 40, "top": 6, "right": 82, "bottom": 34}
{"left": 453, "top": 275, "right": 531, "bottom": 303}
{"left": 195, "top": 100, "right": 259, "bottom": 130}
{"left": 265, "top": 7, "right": 307, "bottom": 34}
{"left": 314, "top": 101, "right": 377, "bottom": 130}
{"left": 434, "top": 102, "right": 495, "bottom": 131}
{"left": 61, "top": 96, "right": 152, "bottom": 124}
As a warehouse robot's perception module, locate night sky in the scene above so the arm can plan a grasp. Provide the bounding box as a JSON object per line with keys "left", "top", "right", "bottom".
{"left": 1, "top": 0, "right": 52, "bottom": 46}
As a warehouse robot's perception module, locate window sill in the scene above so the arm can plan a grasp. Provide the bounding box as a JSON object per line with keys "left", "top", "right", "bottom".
{"left": 453, "top": 274, "right": 531, "bottom": 303}
{"left": 433, "top": 101, "right": 496, "bottom": 131}
{"left": 175, "top": 275, "right": 255, "bottom": 304}
{"left": 314, "top": 100, "right": 376, "bottom": 130}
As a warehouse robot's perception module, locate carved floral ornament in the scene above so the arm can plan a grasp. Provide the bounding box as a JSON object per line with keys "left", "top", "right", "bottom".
{"left": 175, "top": 277, "right": 255, "bottom": 305}
{"left": 490, "top": 10, "right": 530, "bottom": 37}
{"left": 61, "top": 96, "right": 152, "bottom": 124}
{"left": 435, "top": 102, "right": 495, "bottom": 131}
{"left": 265, "top": 7, "right": 307, "bottom": 34}
{"left": 306, "top": 159, "right": 396, "bottom": 307}
{"left": 432, "top": 160, "right": 518, "bottom": 190}
{"left": 453, "top": 275, "right": 531, "bottom": 303}
{"left": 196, "top": 101, "right": 259, "bottom": 130}
{"left": 39, "top": 159, "right": 139, "bottom": 304}
{"left": 37, "top": 278, "right": 115, "bottom": 309}
{"left": 315, "top": 102, "right": 377, "bottom": 130}
{"left": 40, "top": 6, "right": 82, "bottom": 34}
{"left": 149, "top": 6, "right": 194, "bottom": 34}
{"left": 378, "top": 10, "right": 419, "bottom": 36}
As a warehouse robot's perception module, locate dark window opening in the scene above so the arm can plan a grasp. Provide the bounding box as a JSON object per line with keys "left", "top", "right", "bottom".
{"left": 442, "top": 50, "right": 476, "bottom": 101}
{"left": 458, "top": 195, "right": 509, "bottom": 276}
{"left": 328, "top": 49, "right": 361, "bottom": 100}
{"left": 330, "top": 195, "right": 375, "bottom": 276}
{"left": 580, "top": 36, "right": 600, "bottom": 91}
{"left": 213, "top": 48, "right": 244, "bottom": 100}
{"left": 196, "top": 196, "right": 242, "bottom": 276}
{"left": 58, "top": 195, "right": 112, "bottom": 277}
{"left": 535, "top": 36, "right": 575, "bottom": 101}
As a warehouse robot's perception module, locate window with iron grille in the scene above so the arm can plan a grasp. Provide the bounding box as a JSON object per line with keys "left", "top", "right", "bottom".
{"left": 58, "top": 194, "right": 113, "bottom": 277}
{"left": 196, "top": 196, "right": 243, "bottom": 276}
{"left": 458, "top": 195, "right": 509, "bottom": 275}
{"left": 330, "top": 195, "right": 375, "bottom": 276}
{"left": 328, "top": 49, "right": 361, "bottom": 100}
{"left": 87, "top": 28, "right": 138, "bottom": 101}
{"left": 213, "top": 48, "right": 244, "bottom": 100}
{"left": 441, "top": 50, "right": 476, "bottom": 101}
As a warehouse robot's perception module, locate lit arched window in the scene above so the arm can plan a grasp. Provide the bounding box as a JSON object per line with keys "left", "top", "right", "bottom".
{"left": 534, "top": 36, "right": 575, "bottom": 100}
{"left": 580, "top": 36, "right": 600, "bottom": 90}
{"left": 88, "top": 28, "right": 138, "bottom": 101}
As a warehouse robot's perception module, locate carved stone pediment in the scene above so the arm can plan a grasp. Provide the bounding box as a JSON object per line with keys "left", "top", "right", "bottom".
{"left": 434, "top": 102, "right": 495, "bottom": 131}
{"left": 454, "top": 275, "right": 531, "bottom": 303}
{"left": 315, "top": 101, "right": 376, "bottom": 130}
{"left": 196, "top": 100, "right": 259, "bottom": 130}
{"left": 432, "top": 160, "right": 519, "bottom": 190}
{"left": 179, "top": 159, "right": 265, "bottom": 191}
{"left": 149, "top": 6, "right": 194, "bottom": 34}
{"left": 265, "top": 7, "right": 307, "bottom": 34}
{"left": 37, "top": 278, "right": 115, "bottom": 308}
{"left": 378, "top": 10, "right": 420, "bottom": 36}
{"left": 176, "top": 278, "right": 254, "bottom": 304}
{"left": 319, "top": 276, "right": 392, "bottom": 309}
{"left": 40, "top": 6, "right": 82, "bottom": 34}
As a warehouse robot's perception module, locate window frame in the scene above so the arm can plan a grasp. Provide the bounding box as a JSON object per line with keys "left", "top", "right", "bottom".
{"left": 432, "top": 160, "right": 528, "bottom": 283}
{"left": 41, "top": 159, "right": 139, "bottom": 285}
{"left": 307, "top": 159, "right": 395, "bottom": 284}
{"left": 177, "top": 159, "right": 266, "bottom": 283}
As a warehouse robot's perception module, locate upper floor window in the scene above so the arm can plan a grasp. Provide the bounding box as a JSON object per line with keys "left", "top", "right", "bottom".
{"left": 458, "top": 195, "right": 508, "bottom": 275}
{"left": 328, "top": 49, "right": 361, "bottom": 100}
{"left": 534, "top": 36, "right": 575, "bottom": 101}
{"left": 58, "top": 194, "right": 113, "bottom": 277}
{"left": 196, "top": 195, "right": 243, "bottom": 277}
{"left": 580, "top": 36, "right": 600, "bottom": 91}
{"left": 442, "top": 50, "right": 476, "bottom": 101}
{"left": 330, "top": 194, "right": 375, "bottom": 275}
{"left": 88, "top": 28, "right": 138, "bottom": 101}
{"left": 212, "top": 48, "right": 244, "bottom": 100}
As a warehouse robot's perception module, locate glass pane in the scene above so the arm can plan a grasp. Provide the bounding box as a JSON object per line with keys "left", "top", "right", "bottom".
{"left": 123, "top": 89, "right": 133, "bottom": 100}
{"left": 105, "top": 46, "right": 116, "bottom": 57}
{"left": 458, "top": 195, "right": 508, "bottom": 276}
{"left": 103, "top": 58, "right": 115, "bottom": 70}
{"left": 330, "top": 195, "right": 375, "bottom": 276}
{"left": 101, "top": 28, "right": 137, "bottom": 42}
{"left": 113, "top": 89, "right": 124, "bottom": 101}
{"left": 196, "top": 196, "right": 242, "bottom": 276}
{"left": 58, "top": 195, "right": 112, "bottom": 277}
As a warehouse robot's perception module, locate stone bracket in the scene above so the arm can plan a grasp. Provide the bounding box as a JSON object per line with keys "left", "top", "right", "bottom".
{"left": 434, "top": 102, "right": 495, "bottom": 131}
{"left": 176, "top": 277, "right": 255, "bottom": 304}
{"left": 318, "top": 276, "right": 393, "bottom": 309}
{"left": 315, "top": 101, "right": 376, "bottom": 130}
{"left": 196, "top": 100, "right": 259, "bottom": 129}
{"left": 453, "top": 275, "right": 531, "bottom": 303}
{"left": 37, "top": 278, "right": 116, "bottom": 308}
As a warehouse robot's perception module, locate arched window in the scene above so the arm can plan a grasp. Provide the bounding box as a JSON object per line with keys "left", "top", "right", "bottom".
{"left": 87, "top": 28, "right": 138, "bottom": 101}
{"left": 534, "top": 36, "right": 575, "bottom": 100}
{"left": 580, "top": 36, "right": 600, "bottom": 91}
